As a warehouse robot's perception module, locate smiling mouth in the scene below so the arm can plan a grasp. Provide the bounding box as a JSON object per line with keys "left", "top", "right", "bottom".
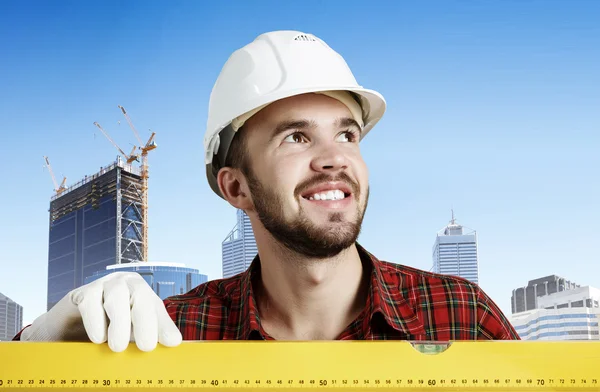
{"left": 302, "top": 189, "right": 351, "bottom": 201}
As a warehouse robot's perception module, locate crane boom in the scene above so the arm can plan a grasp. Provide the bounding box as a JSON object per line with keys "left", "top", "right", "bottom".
{"left": 118, "top": 105, "right": 143, "bottom": 146}
{"left": 44, "top": 156, "right": 59, "bottom": 191}
{"left": 93, "top": 122, "right": 139, "bottom": 163}
{"left": 44, "top": 156, "right": 67, "bottom": 195}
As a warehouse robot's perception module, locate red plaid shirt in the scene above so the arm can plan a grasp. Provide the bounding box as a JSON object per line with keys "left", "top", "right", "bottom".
{"left": 164, "top": 243, "right": 519, "bottom": 341}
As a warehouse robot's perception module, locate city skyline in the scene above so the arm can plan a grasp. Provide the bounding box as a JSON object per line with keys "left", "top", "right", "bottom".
{"left": 431, "top": 212, "right": 479, "bottom": 284}
{"left": 84, "top": 261, "right": 208, "bottom": 300}
{"left": 511, "top": 275, "right": 580, "bottom": 314}
{"left": 46, "top": 157, "right": 145, "bottom": 311}
{"left": 0, "top": 1, "right": 598, "bottom": 326}
{"left": 509, "top": 282, "right": 600, "bottom": 340}
{"left": 222, "top": 209, "right": 258, "bottom": 279}
{"left": 0, "top": 292, "right": 23, "bottom": 341}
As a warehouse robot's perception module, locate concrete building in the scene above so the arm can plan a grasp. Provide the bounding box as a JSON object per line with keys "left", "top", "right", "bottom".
{"left": 84, "top": 262, "right": 208, "bottom": 300}
{"left": 222, "top": 209, "right": 257, "bottom": 278}
{"left": 511, "top": 275, "right": 579, "bottom": 314}
{"left": 432, "top": 212, "right": 479, "bottom": 284}
{"left": 47, "top": 157, "right": 144, "bottom": 310}
{"left": 509, "top": 286, "right": 600, "bottom": 340}
{"left": 0, "top": 292, "right": 23, "bottom": 341}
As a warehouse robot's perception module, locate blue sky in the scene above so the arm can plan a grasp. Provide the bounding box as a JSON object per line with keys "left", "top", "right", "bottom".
{"left": 0, "top": 0, "right": 598, "bottom": 325}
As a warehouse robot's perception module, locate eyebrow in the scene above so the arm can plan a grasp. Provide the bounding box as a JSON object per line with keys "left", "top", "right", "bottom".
{"left": 336, "top": 117, "right": 362, "bottom": 136}
{"left": 269, "top": 119, "right": 316, "bottom": 143}
{"left": 269, "top": 117, "right": 362, "bottom": 143}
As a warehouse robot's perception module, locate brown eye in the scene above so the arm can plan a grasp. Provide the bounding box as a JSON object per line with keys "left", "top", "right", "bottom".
{"left": 336, "top": 130, "right": 358, "bottom": 142}
{"left": 283, "top": 132, "right": 306, "bottom": 143}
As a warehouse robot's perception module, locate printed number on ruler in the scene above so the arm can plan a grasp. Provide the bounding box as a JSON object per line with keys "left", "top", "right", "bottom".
{"left": 1, "top": 377, "right": 599, "bottom": 388}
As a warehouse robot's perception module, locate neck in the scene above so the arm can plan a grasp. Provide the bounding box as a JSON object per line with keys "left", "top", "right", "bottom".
{"left": 253, "top": 233, "right": 369, "bottom": 340}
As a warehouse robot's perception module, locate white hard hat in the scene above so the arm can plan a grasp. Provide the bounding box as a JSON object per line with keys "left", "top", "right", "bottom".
{"left": 205, "top": 30, "right": 386, "bottom": 198}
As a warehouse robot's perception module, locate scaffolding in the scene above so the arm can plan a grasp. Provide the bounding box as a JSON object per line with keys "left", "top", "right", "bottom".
{"left": 49, "top": 156, "right": 145, "bottom": 264}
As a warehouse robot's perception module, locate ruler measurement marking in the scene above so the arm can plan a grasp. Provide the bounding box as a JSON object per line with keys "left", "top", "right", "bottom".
{"left": 2, "top": 378, "right": 600, "bottom": 389}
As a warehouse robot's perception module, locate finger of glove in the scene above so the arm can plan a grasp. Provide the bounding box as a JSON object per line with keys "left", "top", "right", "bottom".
{"left": 156, "top": 301, "right": 183, "bottom": 347}
{"left": 75, "top": 284, "right": 108, "bottom": 344}
{"left": 103, "top": 276, "right": 132, "bottom": 352}
{"left": 128, "top": 277, "right": 159, "bottom": 352}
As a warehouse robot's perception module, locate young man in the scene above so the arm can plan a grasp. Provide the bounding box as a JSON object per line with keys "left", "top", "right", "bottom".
{"left": 15, "top": 31, "right": 519, "bottom": 351}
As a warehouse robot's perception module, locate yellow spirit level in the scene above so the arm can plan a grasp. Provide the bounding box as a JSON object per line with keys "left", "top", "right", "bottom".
{"left": 1, "top": 341, "right": 599, "bottom": 390}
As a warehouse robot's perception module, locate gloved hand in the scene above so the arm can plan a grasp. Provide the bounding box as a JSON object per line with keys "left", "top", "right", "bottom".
{"left": 20, "top": 272, "right": 182, "bottom": 352}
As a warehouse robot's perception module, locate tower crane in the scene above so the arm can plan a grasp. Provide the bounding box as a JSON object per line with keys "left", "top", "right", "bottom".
{"left": 93, "top": 122, "right": 139, "bottom": 164}
{"left": 43, "top": 156, "right": 67, "bottom": 196}
{"left": 118, "top": 105, "right": 156, "bottom": 262}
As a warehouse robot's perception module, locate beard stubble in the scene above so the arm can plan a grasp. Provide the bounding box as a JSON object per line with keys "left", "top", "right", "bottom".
{"left": 245, "top": 169, "right": 369, "bottom": 259}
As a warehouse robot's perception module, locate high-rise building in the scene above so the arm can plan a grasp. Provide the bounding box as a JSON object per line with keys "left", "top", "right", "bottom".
{"left": 511, "top": 275, "right": 579, "bottom": 314}
{"left": 509, "top": 285, "right": 600, "bottom": 340}
{"left": 47, "top": 157, "right": 144, "bottom": 311}
{"left": 222, "top": 209, "right": 257, "bottom": 278}
{"left": 85, "top": 262, "right": 208, "bottom": 300}
{"left": 0, "top": 292, "right": 23, "bottom": 341}
{"left": 431, "top": 212, "right": 479, "bottom": 284}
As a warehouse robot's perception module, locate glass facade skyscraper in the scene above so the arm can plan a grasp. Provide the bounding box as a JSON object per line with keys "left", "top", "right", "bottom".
{"left": 47, "top": 157, "right": 144, "bottom": 310}
{"left": 85, "top": 262, "right": 208, "bottom": 300}
{"left": 432, "top": 213, "right": 479, "bottom": 284}
{"left": 0, "top": 292, "right": 23, "bottom": 341}
{"left": 222, "top": 209, "right": 257, "bottom": 278}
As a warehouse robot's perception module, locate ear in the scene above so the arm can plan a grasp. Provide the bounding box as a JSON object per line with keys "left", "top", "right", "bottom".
{"left": 217, "top": 167, "right": 253, "bottom": 210}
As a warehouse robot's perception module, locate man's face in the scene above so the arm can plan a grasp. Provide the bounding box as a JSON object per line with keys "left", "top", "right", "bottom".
{"left": 241, "top": 93, "right": 370, "bottom": 258}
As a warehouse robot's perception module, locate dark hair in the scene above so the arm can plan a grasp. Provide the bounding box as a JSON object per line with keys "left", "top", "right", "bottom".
{"left": 223, "top": 126, "right": 250, "bottom": 175}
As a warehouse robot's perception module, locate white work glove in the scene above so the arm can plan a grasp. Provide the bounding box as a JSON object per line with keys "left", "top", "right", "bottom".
{"left": 20, "top": 272, "right": 182, "bottom": 352}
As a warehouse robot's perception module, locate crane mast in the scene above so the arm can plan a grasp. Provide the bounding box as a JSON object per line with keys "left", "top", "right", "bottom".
{"left": 118, "top": 106, "right": 156, "bottom": 262}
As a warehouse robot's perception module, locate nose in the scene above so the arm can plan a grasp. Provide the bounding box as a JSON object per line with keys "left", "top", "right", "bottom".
{"left": 310, "top": 143, "right": 350, "bottom": 173}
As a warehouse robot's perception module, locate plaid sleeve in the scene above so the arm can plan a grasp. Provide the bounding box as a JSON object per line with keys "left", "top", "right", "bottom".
{"left": 163, "top": 298, "right": 180, "bottom": 325}
{"left": 11, "top": 325, "right": 31, "bottom": 341}
{"left": 476, "top": 287, "right": 520, "bottom": 340}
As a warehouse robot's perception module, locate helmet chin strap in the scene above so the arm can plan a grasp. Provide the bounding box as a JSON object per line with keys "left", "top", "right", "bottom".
{"left": 213, "top": 124, "right": 237, "bottom": 174}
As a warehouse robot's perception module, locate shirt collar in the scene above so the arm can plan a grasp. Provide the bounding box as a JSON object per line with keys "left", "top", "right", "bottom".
{"left": 357, "top": 243, "right": 426, "bottom": 338}
{"left": 237, "top": 256, "right": 264, "bottom": 339}
{"left": 237, "top": 242, "right": 426, "bottom": 340}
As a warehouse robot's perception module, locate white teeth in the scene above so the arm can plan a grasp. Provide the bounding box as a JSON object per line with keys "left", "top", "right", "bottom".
{"left": 308, "top": 189, "right": 346, "bottom": 201}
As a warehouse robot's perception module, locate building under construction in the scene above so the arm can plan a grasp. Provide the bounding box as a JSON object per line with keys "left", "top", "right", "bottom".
{"left": 46, "top": 156, "right": 144, "bottom": 311}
